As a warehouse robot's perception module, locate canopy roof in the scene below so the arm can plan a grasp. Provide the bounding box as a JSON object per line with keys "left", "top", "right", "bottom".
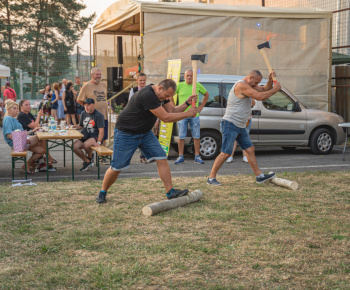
{"left": 0, "top": 64, "right": 10, "bottom": 78}
{"left": 94, "top": 0, "right": 332, "bottom": 34}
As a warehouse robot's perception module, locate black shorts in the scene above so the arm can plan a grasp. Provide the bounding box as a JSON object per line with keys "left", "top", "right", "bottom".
{"left": 80, "top": 136, "right": 98, "bottom": 143}
{"left": 64, "top": 106, "right": 75, "bottom": 114}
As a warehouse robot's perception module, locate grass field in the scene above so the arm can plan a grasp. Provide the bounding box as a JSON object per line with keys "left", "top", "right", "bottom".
{"left": 0, "top": 172, "right": 349, "bottom": 289}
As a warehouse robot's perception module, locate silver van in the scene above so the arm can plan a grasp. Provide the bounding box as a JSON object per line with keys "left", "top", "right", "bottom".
{"left": 171, "top": 74, "right": 346, "bottom": 160}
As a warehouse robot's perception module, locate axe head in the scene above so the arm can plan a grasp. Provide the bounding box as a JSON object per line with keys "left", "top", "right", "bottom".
{"left": 257, "top": 40, "right": 271, "bottom": 50}
{"left": 191, "top": 54, "right": 208, "bottom": 64}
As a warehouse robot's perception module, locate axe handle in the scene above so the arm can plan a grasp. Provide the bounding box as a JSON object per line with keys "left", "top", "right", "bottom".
{"left": 259, "top": 49, "right": 277, "bottom": 84}
{"left": 191, "top": 60, "right": 197, "bottom": 107}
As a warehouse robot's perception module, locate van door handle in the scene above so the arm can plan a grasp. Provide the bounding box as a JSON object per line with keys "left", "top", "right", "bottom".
{"left": 252, "top": 110, "right": 261, "bottom": 116}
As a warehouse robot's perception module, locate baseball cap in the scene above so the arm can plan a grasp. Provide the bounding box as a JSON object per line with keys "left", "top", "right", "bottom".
{"left": 83, "top": 98, "right": 95, "bottom": 104}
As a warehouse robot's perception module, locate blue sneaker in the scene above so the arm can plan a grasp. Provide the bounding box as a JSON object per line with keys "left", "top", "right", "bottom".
{"left": 166, "top": 188, "right": 189, "bottom": 200}
{"left": 207, "top": 177, "right": 222, "bottom": 186}
{"left": 174, "top": 156, "right": 184, "bottom": 164}
{"left": 96, "top": 191, "right": 107, "bottom": 203}
{"left": 256, "top": 172, "right": 276, "bottom": 184}
{"left": 194, "top": 155, "right": 204, "bottom": 164}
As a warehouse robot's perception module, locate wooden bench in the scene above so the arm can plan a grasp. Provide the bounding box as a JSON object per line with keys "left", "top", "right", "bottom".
{"left": 11, "top": 149, "right": 28, "bottom": 181}
{"left": 91, "top": 146, "right": 113, "bottom": 180}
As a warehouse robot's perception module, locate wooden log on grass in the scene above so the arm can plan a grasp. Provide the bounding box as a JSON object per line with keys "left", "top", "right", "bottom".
{"left": 269, "top": 172, "right": 298, "bottom": 190}
{"left": 142, "top": 190, "right": 203, "bottom": 216}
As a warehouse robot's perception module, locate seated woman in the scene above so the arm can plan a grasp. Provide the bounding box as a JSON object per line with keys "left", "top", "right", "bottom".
{"left": 2, "top": 100, "right": 45, "bottom": 174}
{"left": 17, "top": 99, "right": 57, "bottom": 164}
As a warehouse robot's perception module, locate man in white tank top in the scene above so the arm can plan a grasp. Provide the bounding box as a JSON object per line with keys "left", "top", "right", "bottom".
{"left": 207, "top": 70, "right": 281, "bottom": 186}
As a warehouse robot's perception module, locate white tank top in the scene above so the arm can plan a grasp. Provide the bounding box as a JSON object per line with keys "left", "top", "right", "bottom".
{"left": 222, "top": 80, "right": 252, "bottom": 128}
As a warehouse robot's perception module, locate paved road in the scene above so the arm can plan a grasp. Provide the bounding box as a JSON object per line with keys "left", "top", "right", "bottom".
{"left": 1, "top": 126, "right": 349, "bottom": 183}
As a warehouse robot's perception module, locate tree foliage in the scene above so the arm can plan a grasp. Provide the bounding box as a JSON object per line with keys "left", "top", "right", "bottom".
{"left": 0, "top": 0, "right": 95, "bottom": 96}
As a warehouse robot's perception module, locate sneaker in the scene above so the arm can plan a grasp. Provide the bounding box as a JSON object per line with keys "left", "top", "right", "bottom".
{"left": 194, "top": 155, "right": 204, "bottom": 164}
{"left": 226, "top": 156, "right": 234, "bottom": 163}
{"left": 100, "top": 157, "right": 109, "bottom": 165}
{"left": 242, "top": 156, "right": 248, "bottom": 163}
{"left": 89, "top": 153, "right": 95, "bottom": 162}
{"left": 174, "top": 156, "right": 184, "bottom": 164}
{"left": 96, "top": 191, "right": 107, "bottom": 203}
{"left": 80, "top": 161, "right": 92, "bottom": 172}
{"left": 166, "top": 188, "right": 189, "bottom": 200}
{"left": 207, "top": 177, "right": 222, "bottom": 186}
{"left": 256, "top": 172, "right": 276, "bottom": 184}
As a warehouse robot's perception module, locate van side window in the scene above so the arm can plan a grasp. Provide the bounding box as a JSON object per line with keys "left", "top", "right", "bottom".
{"left": 262, "top": 91, "right": 296, "bottom": 111}
{"left": 198, "top": 83, "right": 223, "bottom": 108}
{"left": 223, "top": 83, "right": 235, "bottom": 108}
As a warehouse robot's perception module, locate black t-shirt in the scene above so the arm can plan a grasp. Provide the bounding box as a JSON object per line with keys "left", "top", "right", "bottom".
{"left": 17, "top": 112, "right": 35, "bottom": 131}
{"left": 79, "top": 109, "right": 105, "bottom": 139}
{"left": 116, "top": 85, "right": 169, "bottom": 134}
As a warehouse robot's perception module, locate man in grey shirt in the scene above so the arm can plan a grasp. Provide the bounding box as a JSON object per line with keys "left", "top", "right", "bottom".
{"left": 207, "top": 70, "right": 281, "bottom": 186}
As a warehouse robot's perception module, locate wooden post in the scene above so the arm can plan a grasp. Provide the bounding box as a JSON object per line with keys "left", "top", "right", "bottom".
{"left": 142, "top": 190, "right": 203, "bottom": 216}
{"left": 269, "top": 172, "right": 298, "bottom": 190}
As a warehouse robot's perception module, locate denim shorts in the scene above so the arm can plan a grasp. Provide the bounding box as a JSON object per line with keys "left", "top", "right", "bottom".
{"left": 220, "top": 119, "right": 253, "bottom": 154}
{"left": 178, "top": 116, "right": 200, "bottom": 139}
{"left": 110, "top": 129, "right": 167, "bottom": 171}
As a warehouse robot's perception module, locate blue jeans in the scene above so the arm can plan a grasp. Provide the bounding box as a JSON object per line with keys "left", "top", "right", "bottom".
{"left": 220, "top": 120, "right": 253, "bottom": 155}
{"left": 178, "top": 116, "right": 200, "bottom": 139}
{"left": 110, "top": 129, "right": 167, "bottom": 171}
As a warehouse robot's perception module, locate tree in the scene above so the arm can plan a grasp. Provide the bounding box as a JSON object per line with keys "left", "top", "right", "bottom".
{"left": 0, "top": 0, "right": 95, "bottom": 97}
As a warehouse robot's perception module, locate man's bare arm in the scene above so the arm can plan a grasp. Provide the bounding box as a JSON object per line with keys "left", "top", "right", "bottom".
{"left": 238, "top": 81, "right": 281, "bottom": 101}
{"left": 150, "top": 106, "right": 197, "bottom": 123}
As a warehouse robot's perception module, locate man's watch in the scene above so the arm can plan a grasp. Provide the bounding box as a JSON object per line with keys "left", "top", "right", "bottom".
{"left": 97, "top": 141, "right": 101, "bottom": 144}
{"left": 185, "top": 100, "right": 190, "bottom": 106}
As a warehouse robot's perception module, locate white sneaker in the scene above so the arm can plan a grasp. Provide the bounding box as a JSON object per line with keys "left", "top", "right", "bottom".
{"left": 242, "top": 156, "right": 248, "bottom": 163}
{"left": 226, "top": 156, "right": 233, "bottom": 163}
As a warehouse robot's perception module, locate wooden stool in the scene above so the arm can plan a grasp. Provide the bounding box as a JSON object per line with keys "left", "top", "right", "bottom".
{"left": 91, "top": 146, "right": 113, "bottom": 180}
{"left": 11, "top": 149, "right": 28, "bottom": 181}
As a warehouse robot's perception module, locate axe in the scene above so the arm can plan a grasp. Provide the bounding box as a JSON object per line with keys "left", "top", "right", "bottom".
{"left": 191, "top": 54, "right": 208, "bottom": 107}
{"left": 257, "top": 40, "right": 277, "bottom": 84}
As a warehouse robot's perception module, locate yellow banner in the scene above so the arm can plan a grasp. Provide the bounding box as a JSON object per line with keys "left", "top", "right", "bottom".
{"left": 159, "top": 59, "right": 182, "bottom": 155}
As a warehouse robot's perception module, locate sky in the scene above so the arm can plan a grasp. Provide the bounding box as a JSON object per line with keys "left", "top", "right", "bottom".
{"left": 77, "top": 0, "right": 119, "bottom": 55}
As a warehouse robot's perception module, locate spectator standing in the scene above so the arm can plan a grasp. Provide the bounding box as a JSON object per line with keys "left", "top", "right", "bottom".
{"left": 172, "top": 69, "right": 209, "bottom": 165}
{"left": 3, "top": 81, "right": 17, "bottom": 105}
{"left": 129, "top": 72, "right": 146, "bottom": 100}
{"left": 51, "top": 83, "right": 59, "bottom": 122}
{"left": 74, "top": 77, "right": 83, "bottom": 122}
{"left": 38, "top": 84, "right": 52, "bottom": 123}
{"left": 62, "top": 82, "right": 77, "bottom": 125}
{"left": 57, "top": 82, "right": 65, "bottom": 122}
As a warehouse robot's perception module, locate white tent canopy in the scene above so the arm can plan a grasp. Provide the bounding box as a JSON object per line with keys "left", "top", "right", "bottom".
{"left": 0, "top": 65, "right": 10, "bottom": 78}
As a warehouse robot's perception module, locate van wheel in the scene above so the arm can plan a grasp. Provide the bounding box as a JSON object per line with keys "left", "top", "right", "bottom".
{"left": 200, "top": 131, "right": 221, "bottom": 160}
{"left": 310, "top": 128, "right": 334, "bottom": 155}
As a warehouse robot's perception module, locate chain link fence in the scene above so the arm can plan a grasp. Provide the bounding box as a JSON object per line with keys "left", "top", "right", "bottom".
{"left": 0, "top": 24, "right": 91, "bottom": 103}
